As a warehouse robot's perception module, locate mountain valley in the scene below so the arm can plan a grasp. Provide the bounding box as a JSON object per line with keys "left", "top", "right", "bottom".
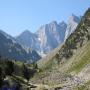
{"left": 0, "top": 7, "right": 90, "bottom": 90}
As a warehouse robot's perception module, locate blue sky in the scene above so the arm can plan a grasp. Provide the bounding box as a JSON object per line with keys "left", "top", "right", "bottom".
{"left": 0, "top": 0, "right": 90, "bottom": 36}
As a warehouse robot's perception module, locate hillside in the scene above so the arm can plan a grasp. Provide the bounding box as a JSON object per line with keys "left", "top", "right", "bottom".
{"left": 30, "top": 8, "right": 90, "bottom": 90}
{"left": 0, "top": 30, "right": 41, "bottom": 62}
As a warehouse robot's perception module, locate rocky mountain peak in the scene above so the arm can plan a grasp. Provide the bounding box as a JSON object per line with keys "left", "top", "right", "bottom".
{"left": 50, "top": 21, "right": 57, "bottom": 25}
{"left": 59, "top": 21, "right": 67, "bottom": 28}
{"left": 68, "top": 14, "right": 80, "bottom": 23}
{"left": 64, "top": 14, "right": 80, "bottom": 40}
{"left": 19, "top": 30, "right": 33, "bottom": 36}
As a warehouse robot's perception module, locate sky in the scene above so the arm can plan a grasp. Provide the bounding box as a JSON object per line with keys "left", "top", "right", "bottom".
{"left": 0, "top": 0, "right": 90, "bottom": 36}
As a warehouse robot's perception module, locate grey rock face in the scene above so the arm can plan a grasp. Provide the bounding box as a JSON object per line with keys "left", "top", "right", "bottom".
{"left": 64, "top": 14, "right": 81, "bottom": 41}
{"left": 16, "top": 21, "right": 67, "bottom": 54}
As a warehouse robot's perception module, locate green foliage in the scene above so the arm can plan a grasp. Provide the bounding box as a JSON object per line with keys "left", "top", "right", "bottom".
{"left": 22, "top": 64, "right": 30, "bottom": 81}
{"left": 33, "top": 63, "right": 38, "bottom": 69}
{"left": 55, "top": 54, "right": 61, "bottom": 65}
{"left": 4, "top": 60, "right": 14, "bottom": 76}
{"left": 0, "top": 56, "right": 39, "bottom": 89}
{"left": 69, "top": 42, "right": 90, "bottom": 73}
{"left": 12, "top": 75, "right": 29, "bottom": 85}
{"left": 85, "top": 8, "right": 90, "bottom": 17}
{"left": 74, "top": 81, "right": 90, "bottom": 90}
{"left": 22, "top": 63, "right": 36, "bottom": 82}
{"left": 43, "top": 57, "right": 57, "bottom": 71}
{"left": 87, "top": 33, "right": 90, "bottom": 40}
{"left": 59, "top": 7, "right": 90, "bottom": 61}
{"left": 0, "top": 67, "right": 3, "bottom": 88}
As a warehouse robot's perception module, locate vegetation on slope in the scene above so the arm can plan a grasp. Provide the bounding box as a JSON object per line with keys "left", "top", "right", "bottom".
{"left": 0, "top": 56, "right": 38, "bottom": 89}
{"left": 74, "top": 81, "right": 90, "bottom": 90}
{"left": 69, "top": 42, "right": 90, "bottom": 73}
{"left": 39, "top": 8, "right": 90, "bottom": 71}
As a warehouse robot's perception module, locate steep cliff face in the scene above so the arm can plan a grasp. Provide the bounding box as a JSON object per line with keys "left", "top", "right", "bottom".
{"left": 36, "top": 21, "right": 67, "bottom": 53}
{"left": 64, "top": 14, "right": 81, "bottom": 40}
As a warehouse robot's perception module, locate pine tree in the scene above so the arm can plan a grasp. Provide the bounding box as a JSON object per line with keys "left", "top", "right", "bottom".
{"left": 22, "top": 64, "right": 30, "bottom": 82}
{"left": 5, "top": 60, "right": 14, "bottom": 76}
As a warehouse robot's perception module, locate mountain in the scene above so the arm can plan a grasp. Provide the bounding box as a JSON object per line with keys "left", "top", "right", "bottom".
{"left": 16, "top": 21, "right": 67, "bottom": 54}
{"left": 36, "top": 21, "right": 67, "bottom": 53}
{"left": 0, "top": 30, "right": 41, "bottom": 62}
{"left": 64, "top": 14, "right": 81, "bottom": 40}
{"left": 16, "top": 15, "right": 80, "bottom": 54}
{"left": 32, "top": 8, "right": 90, "bottom": 90}
{"left": 16, "top": 30, "right": 40, "bottom": 51}
{"left": 0, "top": 30, "right": 16, "bottom": 43}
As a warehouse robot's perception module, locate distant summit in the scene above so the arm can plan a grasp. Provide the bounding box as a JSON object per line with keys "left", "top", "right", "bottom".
{"left": 0, "top": 30, "right": 41, "bottom": 61}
